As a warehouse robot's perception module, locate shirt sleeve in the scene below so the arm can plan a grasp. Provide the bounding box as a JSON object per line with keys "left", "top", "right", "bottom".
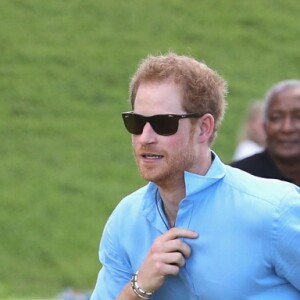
{"left": 274, "top": 185, "right": 300, "bottom": 291}
{"left": 90, "top": 211, "right": 133, "bottom": 300}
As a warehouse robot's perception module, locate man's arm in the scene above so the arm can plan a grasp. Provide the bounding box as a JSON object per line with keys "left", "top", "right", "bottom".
{"left": 275, "top": 187, "right": 300, "bottom": 291}
{"left": 117, "top": 228, "right": 198, "bottom": 299}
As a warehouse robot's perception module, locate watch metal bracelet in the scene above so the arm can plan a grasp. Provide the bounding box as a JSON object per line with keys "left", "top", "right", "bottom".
{"left": 130, "top": 271, "right": 153, "bottom": 299}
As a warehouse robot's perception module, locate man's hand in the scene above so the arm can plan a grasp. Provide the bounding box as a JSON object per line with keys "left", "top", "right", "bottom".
{"left": 136, "top": 228, "right": 198, "bottom": 293}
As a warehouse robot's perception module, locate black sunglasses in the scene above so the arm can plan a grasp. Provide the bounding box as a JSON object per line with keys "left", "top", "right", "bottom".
{"left": 121, "top": 111, "right": 204, "bottom": 136}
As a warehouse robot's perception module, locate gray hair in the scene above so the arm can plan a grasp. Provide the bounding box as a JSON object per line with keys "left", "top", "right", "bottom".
{"left": 264, "top": 79, "right": 300, "bottom": 121}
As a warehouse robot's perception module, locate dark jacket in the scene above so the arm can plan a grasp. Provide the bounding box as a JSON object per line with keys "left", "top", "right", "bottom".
{"left": 230, "top": 150, "right": 294, "bottom": 184}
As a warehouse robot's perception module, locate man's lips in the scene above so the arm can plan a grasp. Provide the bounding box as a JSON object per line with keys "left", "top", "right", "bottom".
{"left": 277, "top": 140, "right": 299, "bottom": 146}
{"left": 141, "top": 153, "right": 164, "bottom": 159}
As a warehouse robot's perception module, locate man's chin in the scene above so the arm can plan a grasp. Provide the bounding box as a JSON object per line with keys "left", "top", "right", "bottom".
{"left": 139, "top": 172, "right": 166, "bottom": 185}
{"left": 138, "top": 169, "right": 157, "bottom": 182}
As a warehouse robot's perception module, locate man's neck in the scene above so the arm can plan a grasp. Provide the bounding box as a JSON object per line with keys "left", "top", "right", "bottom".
{"left": 158, "top": 186, "right": 185, "bottom": 228}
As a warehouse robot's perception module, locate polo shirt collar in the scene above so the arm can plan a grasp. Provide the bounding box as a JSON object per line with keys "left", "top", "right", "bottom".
{"left": 141, "top": 152, "right": 226, "bottom": 232}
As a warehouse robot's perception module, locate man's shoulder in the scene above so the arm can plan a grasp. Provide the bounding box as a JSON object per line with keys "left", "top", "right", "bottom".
{"left": 230, "top": 151, "right": 280, "bottom": 179}
{"left": 103, "top": 185, "right": 150, "bottom": 231}
{"left": 225, "top": 165, "right": 299, "bottom": 207}
{"left": 118, "top": 185, "right": 149, "bottom": 207}
{"left": 230, "top": 151, "right": 267, "bottom": 168}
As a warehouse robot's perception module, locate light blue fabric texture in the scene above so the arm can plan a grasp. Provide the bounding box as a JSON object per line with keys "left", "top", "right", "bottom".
{"left": 91, "top": 153, "right": 300, "bottom": 300}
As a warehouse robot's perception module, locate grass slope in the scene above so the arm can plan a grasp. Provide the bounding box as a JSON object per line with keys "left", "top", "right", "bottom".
{"left": 0, "top": 0, "right": 299, "bottom": 298}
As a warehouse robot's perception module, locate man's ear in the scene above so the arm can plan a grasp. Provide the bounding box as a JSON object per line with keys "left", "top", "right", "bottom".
{"left": 263, "top": 121, "right": 268, "bottom": 133}
{"left": 197, "top": 113, "right": 215, "bottom": 143}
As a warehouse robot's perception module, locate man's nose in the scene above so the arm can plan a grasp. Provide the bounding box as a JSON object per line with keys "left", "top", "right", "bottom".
{"left": 139, "top": 122, "right": 157, "bottom": 144}
{"left": 281, "top": 117, "right": 295, "bottom": 132}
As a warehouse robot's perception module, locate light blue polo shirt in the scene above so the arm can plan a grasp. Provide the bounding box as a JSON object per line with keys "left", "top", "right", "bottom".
{"left": 91, "top": 153, "right": 300, "bottom": 300}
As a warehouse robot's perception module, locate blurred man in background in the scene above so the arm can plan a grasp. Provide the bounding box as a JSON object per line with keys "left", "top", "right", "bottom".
{"left": 231, "top": 80, "right": 300, "bottom": 186}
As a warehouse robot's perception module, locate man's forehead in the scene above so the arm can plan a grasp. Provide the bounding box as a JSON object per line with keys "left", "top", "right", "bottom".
{"left": 277, "top": 87, "right": 300, "bottom": 100}
{"left": 270, "top": 102, "right": 300, "bottom": 111}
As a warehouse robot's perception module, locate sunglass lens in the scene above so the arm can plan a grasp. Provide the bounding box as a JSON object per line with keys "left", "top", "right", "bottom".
{"left": 122, "top": 114, "right": 145, "bottom": 134}
{"left": 152, "top": 115, "right": 178, "bottom": 135}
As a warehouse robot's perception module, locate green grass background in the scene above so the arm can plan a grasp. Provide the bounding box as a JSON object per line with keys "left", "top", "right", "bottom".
{"left": 0, "top": 0, "right": 299, "bottom": 298}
